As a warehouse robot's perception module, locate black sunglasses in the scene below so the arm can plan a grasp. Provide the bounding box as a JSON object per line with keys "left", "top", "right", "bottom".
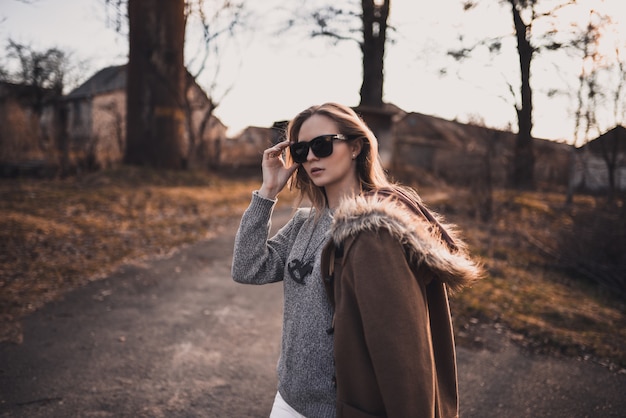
{"left": 289, "top": 134, "right": 351, "bottom": 164}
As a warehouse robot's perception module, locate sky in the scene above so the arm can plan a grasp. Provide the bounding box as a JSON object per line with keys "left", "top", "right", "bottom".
{"left": 1, "top": 0, "right": 624, "bottom": 143}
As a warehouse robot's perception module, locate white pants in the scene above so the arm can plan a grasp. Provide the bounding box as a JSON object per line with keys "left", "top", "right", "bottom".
{"left": 269, "top": 391, "right": 307, "bottom": 418}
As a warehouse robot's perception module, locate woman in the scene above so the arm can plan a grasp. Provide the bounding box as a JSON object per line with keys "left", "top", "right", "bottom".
{"left": 233, "top": 102, "right": 482, "bottom": 417}
{"left": 232, "top": 102, "right": 366, "bottom": 417}
{"left": 315, "top": 110, "right": 484, "bottom": 416}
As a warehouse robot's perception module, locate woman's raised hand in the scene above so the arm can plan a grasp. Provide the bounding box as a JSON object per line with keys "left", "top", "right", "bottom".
{"left": 258, "top": 140, "right": 299, "bottom": 200}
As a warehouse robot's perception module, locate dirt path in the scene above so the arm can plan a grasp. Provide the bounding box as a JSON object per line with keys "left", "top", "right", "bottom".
{"left": 1, "top": 207, "right": 625, "bottom": 417}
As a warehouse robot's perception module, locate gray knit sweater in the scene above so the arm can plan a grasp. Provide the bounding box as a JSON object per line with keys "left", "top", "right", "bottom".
{"left": 231, "top": 191, "right": 335, "bottom": 418}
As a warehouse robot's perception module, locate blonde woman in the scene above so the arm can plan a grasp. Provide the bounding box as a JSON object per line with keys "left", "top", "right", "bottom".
{"left": 232, "top": 102, "right": 482, "bottom": 418}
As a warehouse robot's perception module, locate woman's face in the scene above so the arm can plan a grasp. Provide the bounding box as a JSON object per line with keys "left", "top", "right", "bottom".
{"left": 296, "top": 114, "right": 361, "bottom": 199}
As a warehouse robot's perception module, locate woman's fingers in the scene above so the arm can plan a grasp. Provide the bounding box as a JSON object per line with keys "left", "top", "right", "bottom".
{"left": 264, "top": 141, "right": 292, "bottom": 161}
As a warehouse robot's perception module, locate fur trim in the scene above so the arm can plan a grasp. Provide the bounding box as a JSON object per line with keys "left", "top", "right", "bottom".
{"left": 330, "top": 195, "right": 483, "bottom": 293}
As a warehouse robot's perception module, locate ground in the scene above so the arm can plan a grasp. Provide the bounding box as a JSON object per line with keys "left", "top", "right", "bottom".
{"left": 1, "top": 167, "right": 626, "bottom": 416}
{"left": 1, "top": 206, "right": 625, "bottom": 417}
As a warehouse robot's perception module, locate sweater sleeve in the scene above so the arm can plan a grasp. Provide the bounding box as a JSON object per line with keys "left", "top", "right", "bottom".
{"left": 231, "top": 191, "right": 300, "bottom": 285}
{"left": 347, "top": 229, "right": 437, "bottom": 417}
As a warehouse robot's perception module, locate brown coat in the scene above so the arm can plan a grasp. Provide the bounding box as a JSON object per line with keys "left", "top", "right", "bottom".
{"left": 321, "top": 194, "right": 482, "bottom": 418}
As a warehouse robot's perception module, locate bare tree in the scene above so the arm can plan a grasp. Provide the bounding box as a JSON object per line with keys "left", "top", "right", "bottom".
{"left": 183, "top": 0, "right": 247, "bottom": 169}
{"left": 507, "top": 0, "right": 536, "bottom": 189}
{"left": 1, "top": 40, "right": 73, "bottom": 173}
{"left": 284, "top": 0, "right": 391, "bottom": 108}
{"left": 123, "top": 0, "right": 187, "bottom": 169}
{"left": 360, "top": 0, "right": 389, "bottom": 107}
{"left": 587, "top": 51, "right": 626, "bottom": 204}
{"left": 3, "top": 39, "right": 66, "bottom": 111}
{"left": 565, "top": 9, "right": 603, "bottom": 204}
{"left": 105, "top": 0, "right": 246, "bottom": 170}
{"left": 568, "top": 10, "right": 626, "bottom": 203}
{"left": 449, "top": 0, "right": 578, "bottom": 189}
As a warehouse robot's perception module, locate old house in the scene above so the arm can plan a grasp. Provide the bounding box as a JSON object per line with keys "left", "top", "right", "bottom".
{"left": 219, "top": 121, "right": 289, "bottom": 172}
{"left": 221, "top": 126, "right": 275, "bottom": 170}
{"left": 59, "top": 64, "right": 226, "bottom": 170}
{"left": 570, "top": 125, "right": 626, "bottom": 192}
{"left": 354, "top": 103, "right": 406, "bottom": 166}
{"left": 220, "top": 105, "right": 572, "bottom": 190}
{"left": 392, "top": 111, "right": 571, "bottom": 188}
{"left": 0, "top": 82, "right": 58, "bottom": 175}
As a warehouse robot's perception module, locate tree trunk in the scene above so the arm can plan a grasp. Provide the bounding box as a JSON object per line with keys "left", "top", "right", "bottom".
{"left": 359, "top": 0, "right": 389, "bottom": 108}
{"left": 53, "top": 99, "right": 70, "bottom": 177}
{"left": 125, "top": 0, "right": 187, "bottom": 169}
{"left": 602, "top": 129, "right": 620, "bottom": 203}
{"left": 509, "top": 0, "right": 535, "bottom": 189}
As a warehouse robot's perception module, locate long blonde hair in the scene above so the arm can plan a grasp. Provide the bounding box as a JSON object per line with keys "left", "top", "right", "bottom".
{"left": 286, "top": 102, "right": 398, "bottom": 211}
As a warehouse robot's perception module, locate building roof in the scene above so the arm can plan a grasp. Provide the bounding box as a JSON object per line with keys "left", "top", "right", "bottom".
{"left": 66, "top": 65, "right": 127, "bottom": 100}
{"left": 66, "top": 64, "right": 212, "bottom": 106}
{"left": 584, "top": 125, "right": 626, "bottom": 156}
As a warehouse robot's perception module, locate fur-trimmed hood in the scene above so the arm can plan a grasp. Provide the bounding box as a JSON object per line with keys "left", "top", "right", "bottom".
{"left": 329, "top": 194, "right": 483, "bottom": 293}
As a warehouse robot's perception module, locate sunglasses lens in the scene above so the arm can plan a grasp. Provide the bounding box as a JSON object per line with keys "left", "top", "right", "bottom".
{"left": 310, "top": 136, "right": 334, "bottom": 158}
{"left": 290, "top": 143, "right": 309, "bottom": 163}
{"left": 290, "top": 135, "right": 335, "bottom": 163}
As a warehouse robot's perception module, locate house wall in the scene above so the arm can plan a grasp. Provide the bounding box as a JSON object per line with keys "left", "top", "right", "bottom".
{"left": 67, "top": 98, "right": 93, "bottom": 144}
{"left": 188, "top": 115, "right": 227, "bottom": 169}
{"left": 534, "top": 139, "right": 571, "bottom": 187}
{"left": 394, "top": 139, "right": 438, "bottom": 171}
{"left": 61, "top": 91, "right": 125, "bottom": 170}
{"left": 0, "top": 98, "right": 44, "bottom": 163}
{"left": 42, "top": 97, "right": 95, "bottom": 169}
{"left": 571, "top": 150, "right": 626, "bottom": 192}
{"left": 90, "top": 91, "right": 126, "bottom": 169}
{"left": 59, "top": 82, "right": 224, "bottom": 170}
{"left": 391, "top": 114, "right": 572, "bottom": 188}
{"left": 221, "top": 127, "right": 273, "bottom": 169}
{"left": 183, "top": 84, "right": 227, "bottom": 169}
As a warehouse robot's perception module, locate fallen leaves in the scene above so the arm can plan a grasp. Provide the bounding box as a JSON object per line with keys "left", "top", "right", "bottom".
{"left": 0, "top": 166, "right": 265, "bottom": 343}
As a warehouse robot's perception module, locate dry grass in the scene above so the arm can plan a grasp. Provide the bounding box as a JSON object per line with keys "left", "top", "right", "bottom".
{"left": 439, "top": 188, "right": 626, "bottom": 369}
{"left": 1, "top": 167, "right": 625, "bottom": 371}
{"left": 0, "top": 166, "right": 294, "bottom": 343}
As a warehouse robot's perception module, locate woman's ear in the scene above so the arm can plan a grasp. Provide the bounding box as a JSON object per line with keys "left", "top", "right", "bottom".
{"left": 350, "top": 139, "right": 364, "bottom": 159}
